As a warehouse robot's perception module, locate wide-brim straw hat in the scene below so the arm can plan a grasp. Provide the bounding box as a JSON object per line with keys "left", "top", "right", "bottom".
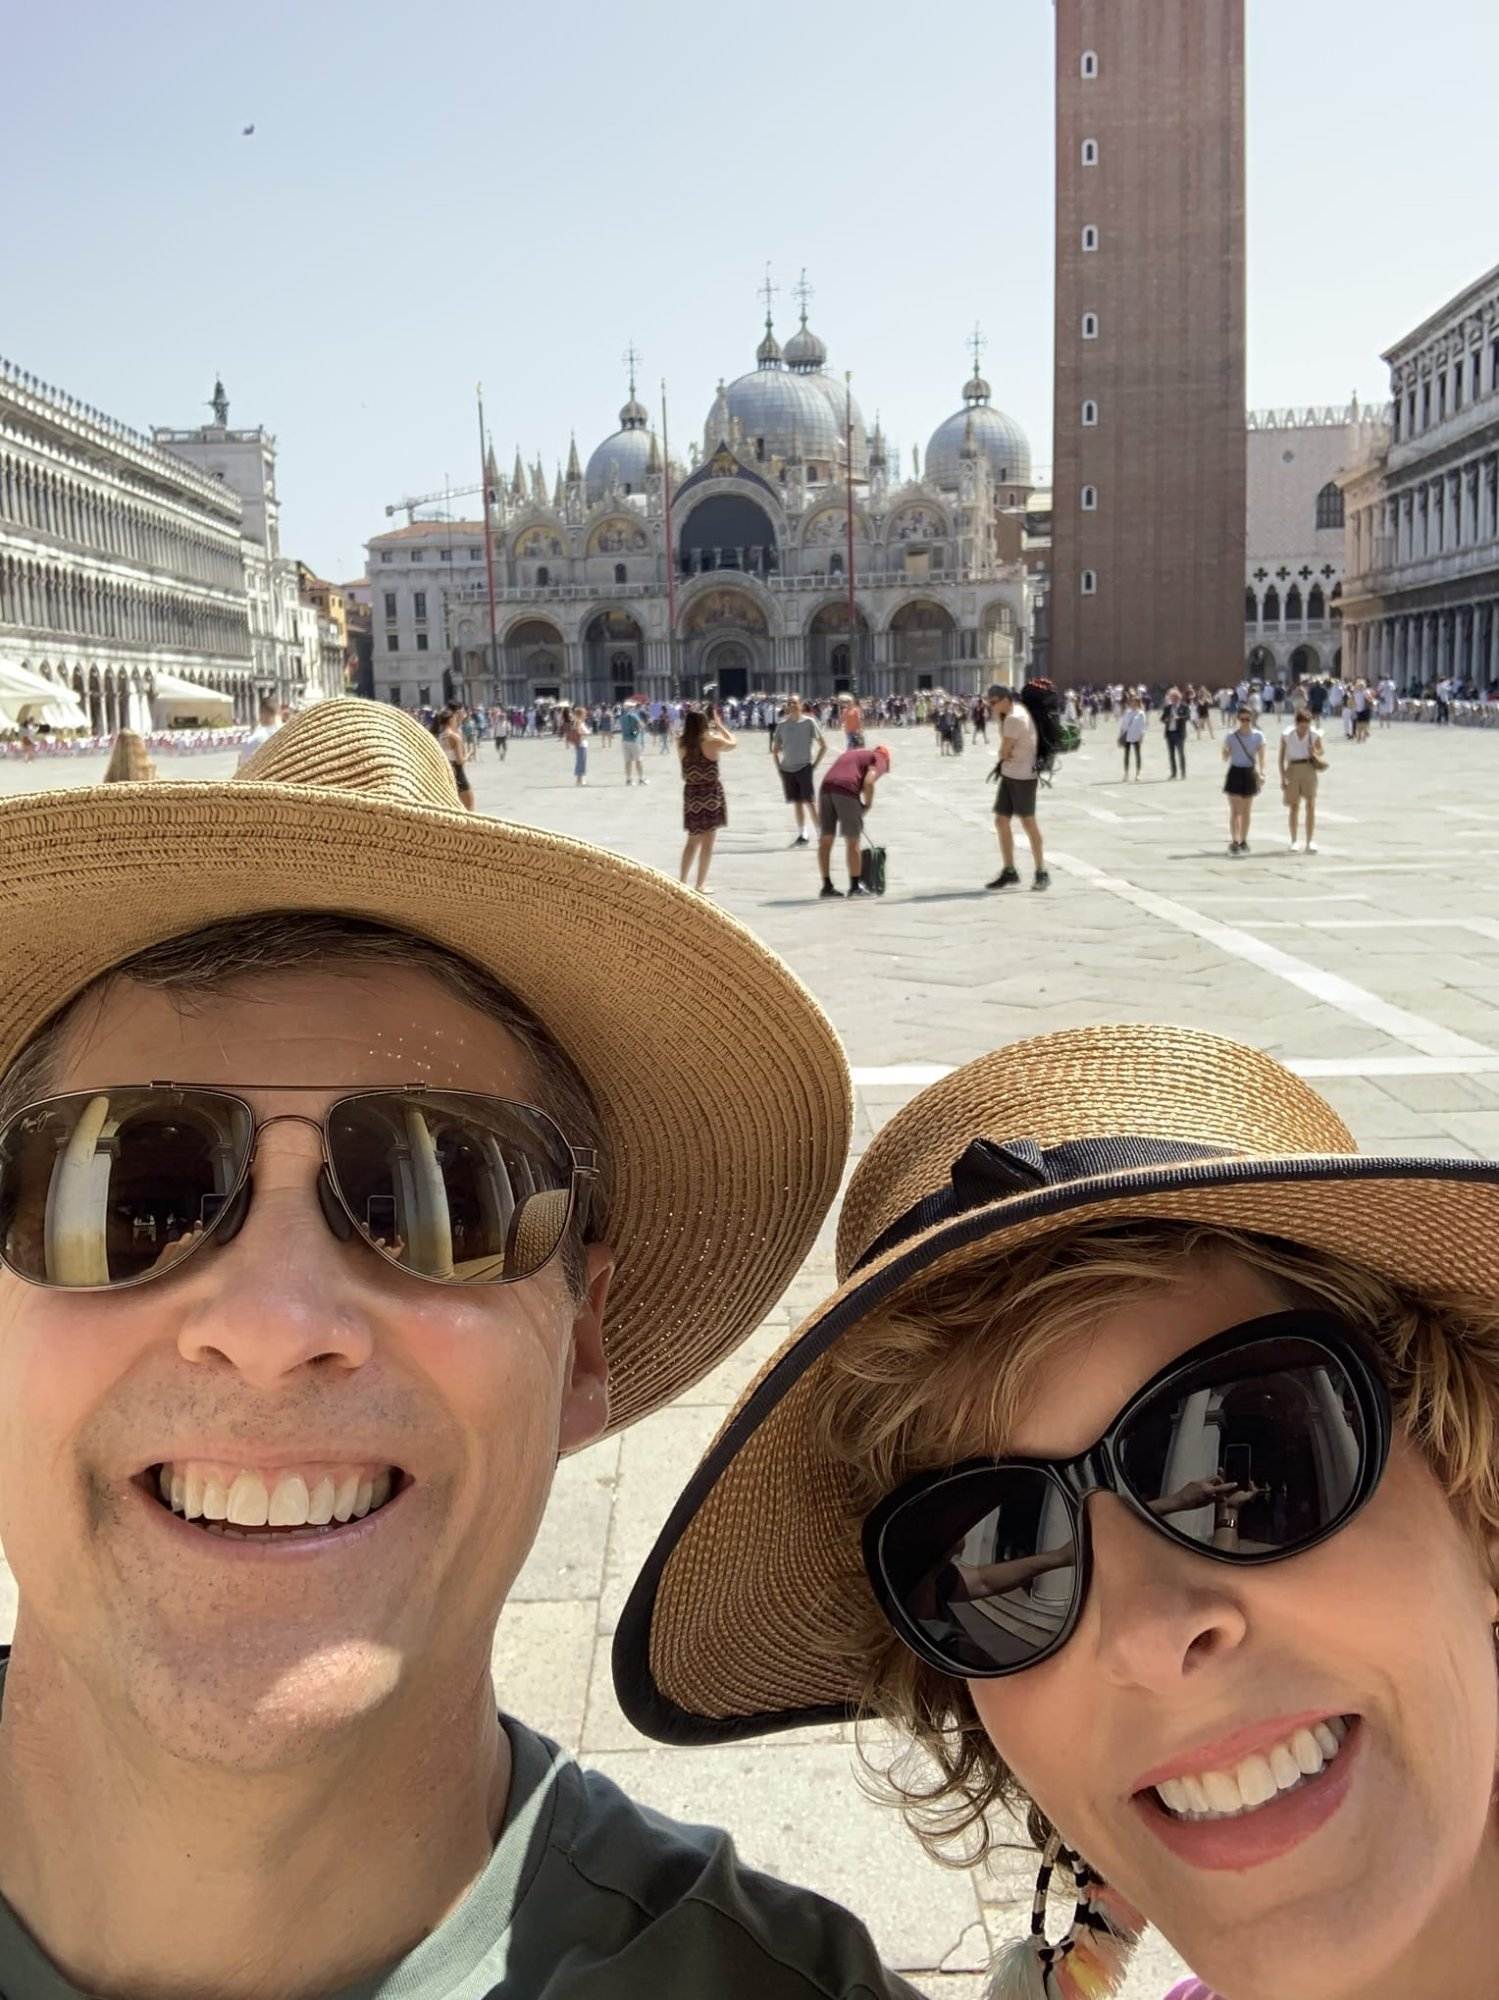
{"left": 613, "top": 1024, "right": 1499, "bottom": 1741}
{"left": 0, "top": 699, "right": 851, "bottom": 1435}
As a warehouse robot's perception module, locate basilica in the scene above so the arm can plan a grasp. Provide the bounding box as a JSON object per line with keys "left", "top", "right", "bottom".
{"left": 369, "top": 306, "right": 1041, "bottom": 710}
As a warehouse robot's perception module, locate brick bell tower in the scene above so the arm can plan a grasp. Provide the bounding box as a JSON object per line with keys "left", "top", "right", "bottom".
{"left": 1050, "top": 0, "right": 1247, "bottom": 687}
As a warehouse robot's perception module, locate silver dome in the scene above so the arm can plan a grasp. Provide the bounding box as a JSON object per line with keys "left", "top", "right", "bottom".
{"left": 713, "top": 364, "right": 842, "bottom": 466}
{"left": 585, "top": 424, "right": 656, "bottom": 504}
{"left": 805, "top": 371, "right": 868, "bottom": 476}
{"left": 784, "top": 317, "right": 828, "bottom": 370}
{"left": 925, "top": 372, "right": 1032, "bottom": 490}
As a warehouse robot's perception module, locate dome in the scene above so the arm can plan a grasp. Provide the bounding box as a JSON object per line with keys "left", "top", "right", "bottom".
{"left": 924, "top": 368, "right": 1032, "bottom": 490}
{"left": 784, "top": 316, "right": 829, "bottom": 371}
{"left": 585, "top": 423, "right": 657, "bottom": 504}
{"left": 709, "top": 321, "right": 843, "bottom": 467}
{"left": 806, "top": 370, "right": 868, "bottom": 476}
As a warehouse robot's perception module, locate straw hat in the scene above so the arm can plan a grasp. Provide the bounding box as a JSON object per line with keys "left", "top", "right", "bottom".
{"left": 613, "top": 1024, "right": 1499, "bottom": 1741}
{"left": 0, "top": 699, "right": 851, "bottom": 1435}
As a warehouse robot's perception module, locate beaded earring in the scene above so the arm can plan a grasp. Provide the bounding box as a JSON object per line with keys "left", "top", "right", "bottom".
{"left": 987, "top": 1832, "right": 1144, "bottom": 2000}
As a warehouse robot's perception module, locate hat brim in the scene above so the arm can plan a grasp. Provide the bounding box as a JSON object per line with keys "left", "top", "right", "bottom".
{"left": 0, "top": 780, "right": 851, "bottom": 1435}
{"left": 614, "top": 1151, "right": 1499, "bottom": 1741}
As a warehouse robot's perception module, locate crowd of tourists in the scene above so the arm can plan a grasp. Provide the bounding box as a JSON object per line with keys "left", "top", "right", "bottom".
{"left": 0, "top": 692, "right": 1493, "bottom": 2000}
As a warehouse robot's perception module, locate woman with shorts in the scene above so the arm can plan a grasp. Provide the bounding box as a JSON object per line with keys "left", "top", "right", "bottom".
{"left": 435, "top": 707, "right": 475, "bottom": 812}
{"left": 621, "top": 1023, "right": 1499, "bottom": 2000}
{"left": 1221, "top": 706, "right": 1265, "bottom": 854}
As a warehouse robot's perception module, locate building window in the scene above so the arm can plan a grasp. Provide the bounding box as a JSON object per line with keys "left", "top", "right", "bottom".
{"left": 1081, "top": 484, "right": 1098, "bottom": 511}
{"left": 415, "top": 632, "right": 429, "bottom": 652}
{"left": 440, "top": 547, "right": 453, "bottom": 561}
{"left": 1245, "top": 587, "right": 1258, "bottom": 623}
{"left": 1472, "top": 352, "right": 1482, "bottom": 402}
{"left": 1315, "top": 483, "right": 1345, "bottom": 530}
{"left": 469, "top": 547, "right": 483, "bottom": 560}
{"left": 1422, "top": 381, "right": 1431, "bottom": 429}
{"left": 1081, "top": 138, "right": 1099, "bottom": 165}
{"left": 1492, "top": 339, "right": 1499, "bottom": 392}
{"left": 1407, "top": 388, "right": 1416, "bottom": 435}
{"left": 383, "top": 592, "right": 396, "bottom": 619}
{"left": 1437, "top": 372, "right": 1447, "bottom": 421}
{"left": 536, "top": 565, "right": 550, "bottom": 587}
{"left": 388, "top": 687, "right": 402, "bottom": 704}
{"left": 386, "top": 633, "right": 399, "bottom": 652}
{"left": 1308, "top": 583, "right": 1326, "bottom": 621}
{"left": 1081, "top": 49, "right": 1098, "bottom": 77}
{"left": 380, "top": 550, "right": 393, "bottom": 563}
{"left": 410, "top": 549, "right": 424, "bottom": 563}
{"left": 1263, "top": 585, "right": 1281, "bottom": 625}
{"left": 1081, "top": 569, "right": 1097, "bottom": 595}
{"left": 614, "top": 562, "right": 627, "bottom": 584}
{"left": 1082, "top": 225, "right": 1099, "bottom": 252}
{"left": 1081, "top": 399, "right": 1099, "bottom": 426}
{"left": 413, "top": 591, "right": 427, "bottom": 620}
{"left": 1081, "top": 312, "right": 1099, "bottom": 339}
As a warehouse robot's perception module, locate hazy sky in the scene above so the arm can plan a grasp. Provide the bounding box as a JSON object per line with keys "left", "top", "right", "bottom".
{"left": 9, "top": 1, "right": 1497, "bottom": 579}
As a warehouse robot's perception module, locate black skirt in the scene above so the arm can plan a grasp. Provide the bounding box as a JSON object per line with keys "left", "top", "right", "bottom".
{"left": 1224, "top": 764, "right": 1259, "bottom": 798}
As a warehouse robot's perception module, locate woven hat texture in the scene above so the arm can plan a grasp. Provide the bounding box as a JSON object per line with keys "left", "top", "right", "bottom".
{"left": 0, "top": 700, "right": 852, "bottom": 1434}
{"left": 615, "top": 1024, "right": 1499, "bottom": 1740}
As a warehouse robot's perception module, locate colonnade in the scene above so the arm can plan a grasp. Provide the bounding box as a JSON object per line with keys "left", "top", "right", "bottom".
{"left": 0, "top": 552, "right": 250, "bottom": 659}
{"left": 0, "top": 450, "right": 242, "bottom": 589}
{"left": 1343, "top": 602, "right": 1499, "bottom": 691}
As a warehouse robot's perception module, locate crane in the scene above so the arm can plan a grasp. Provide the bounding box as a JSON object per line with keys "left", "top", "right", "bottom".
{"left": 384, "top": 481, "right": 485, "bottom": 525}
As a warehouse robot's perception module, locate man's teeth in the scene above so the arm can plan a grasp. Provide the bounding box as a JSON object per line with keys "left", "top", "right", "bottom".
{"left": 1155, "top": 1718, "right": 1350, "bottom": 1821}
{"left": 154, "top": 1462, "right": 394, "bottom": 1531}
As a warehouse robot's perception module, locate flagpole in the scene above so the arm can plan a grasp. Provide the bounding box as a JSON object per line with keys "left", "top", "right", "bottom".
{"left": 844, "top": 370, "right": 858, "bottom": 692}
{"left": 477, "top": 383, "right": 501, "bottom": 709}
{"left": 661, "top": 379, "right": 678, "bottom": 698}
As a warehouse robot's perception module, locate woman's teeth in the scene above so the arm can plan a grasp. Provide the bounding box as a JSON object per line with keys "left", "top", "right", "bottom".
{"left": 1154, "top": 1718, "right": 1351, "bottom": 1821}
{"left": 154, "top": 1461, "right": 395, "bottom": 1536}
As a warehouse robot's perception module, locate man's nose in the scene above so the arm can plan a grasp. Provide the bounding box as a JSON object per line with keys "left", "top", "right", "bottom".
{"left": 173, "top": 1133, "right": 376, "bottom": 1386}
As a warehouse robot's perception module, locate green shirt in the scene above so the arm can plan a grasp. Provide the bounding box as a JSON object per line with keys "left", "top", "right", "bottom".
{"left": 0, "top": 1655, "right": 918, "bottom": 2000}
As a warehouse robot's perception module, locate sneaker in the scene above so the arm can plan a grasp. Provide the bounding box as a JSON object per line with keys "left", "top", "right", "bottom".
{"left": 1228, "top": 842, "right": 1241, "bottom": 855}
{"left": 846, "top": 880, "right": 869, "bottom": 897}
{"left": 1241, "top": 841, "right": 1251, "bottom": 854}
{"left": 819, "top": 880, "right": 842, "bottom": 899}
{"left": 986, "top": 867, "right": 1021, "bottom": 890}
{"left": 792, "top": 833, "right": 809, "bottom": 847}
{"left": 1032, "top": 870, "right": 1051, "bottom": 892}
{"left": 1305, "top": 841, "right": 1318, "bottom": 854}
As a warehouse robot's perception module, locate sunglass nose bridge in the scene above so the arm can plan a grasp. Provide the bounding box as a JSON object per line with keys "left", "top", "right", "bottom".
{"left": 1057, "top": 1445, "right": 1114, "bottom": 1507}
{"left": 316, "top": 1166, "right": 355, "bottom": 1241}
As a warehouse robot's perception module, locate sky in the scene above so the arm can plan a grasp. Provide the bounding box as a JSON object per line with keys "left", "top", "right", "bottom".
{"left": 9, "top": 0, "right": 1498, "bottom": 581}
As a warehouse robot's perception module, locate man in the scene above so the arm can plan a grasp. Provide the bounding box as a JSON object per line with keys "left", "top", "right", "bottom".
{"left": 618, "top": 699, "right": 648, "bottom": 785}
{"left": 840, "top": 696, "right": 864, "bottom": 748}
{"left": 771, "top": 695, "right": 826, "bottom": 845}
{"left": 816, "top": 741, "right": 889, "bottom": 898}
{"left": 492, "top": 705, "right": 511, "bottom": 759}
{"left": 985, "top": 684, "right": 1049, "bottom": 893}
{"left": 235, "top": 696, "right": 280, "bottom": 769}
{"left": 1279, "top": 702, "right": 1324, "bottom": 854}
{"left": 0, "top": 701, "right": 916, "bottom": 2000}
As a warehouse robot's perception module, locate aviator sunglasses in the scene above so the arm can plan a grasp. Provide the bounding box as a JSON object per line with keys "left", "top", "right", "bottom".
{"left": 0, "top": 1084, "right": 598, "bottom": 1291}
{"left": 863, "top": 1310, "right": 1392, "bottom": 1679}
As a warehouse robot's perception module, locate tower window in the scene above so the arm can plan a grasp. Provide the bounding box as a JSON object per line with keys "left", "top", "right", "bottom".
{"left": 1082, "top": 225, "right": 1099, "bottom": 252}
{"left": 1081, "top": 137, "right": 1099, "bottom": 165}
{"left": 1081, "top": 569, "right": 1098, "bottom": 595}
{"left": 1081, "top": 313, "right": 1099, "bottom": 339}
{"left": 536, "top": 566, "right": 550, "bottom": 587}
{"left": 1081, "top": 484, "right": 1098, "bottom": 511}
{"left": 1315, "top": 483, "right": 1345, "bottom": 531}
{"left": 1081, "top": 49, "right": 1098, "bottom": 78}
{"left": 1081, "top": 399, "right": 1099, "bottom": 426}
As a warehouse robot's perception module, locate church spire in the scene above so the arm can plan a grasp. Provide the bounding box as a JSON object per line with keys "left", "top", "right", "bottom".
{"left": 510, "top": 448, "right": 527, "bottom": 502}
{"left": 566, "top": 432, "right": 582, "bottom": 482}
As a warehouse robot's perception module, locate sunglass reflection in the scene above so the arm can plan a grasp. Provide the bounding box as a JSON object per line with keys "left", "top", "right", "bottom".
{"left": 876, "top": 1323, "right": 1383, "bottom": 1677}
{"left": 0, "top": 1086, "right": 581, "bottom": 1289}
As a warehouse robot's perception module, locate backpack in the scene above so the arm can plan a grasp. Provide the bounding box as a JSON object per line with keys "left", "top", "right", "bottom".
{"left": 1020, "top": 679, "right": 1069, "bottom": 780}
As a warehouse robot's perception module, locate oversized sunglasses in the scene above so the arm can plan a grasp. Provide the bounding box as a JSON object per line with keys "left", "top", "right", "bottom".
{"left": 863, "top": 1310, "right": 1391, "bottom": 1679}
{"left": 0, "top": 1084, "right": 598, "bottom": 1291}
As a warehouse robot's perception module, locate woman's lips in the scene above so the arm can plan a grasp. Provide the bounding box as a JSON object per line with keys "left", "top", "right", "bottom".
{"left": 1133, "top": 1717, "right": 1362, "bottom": 1872}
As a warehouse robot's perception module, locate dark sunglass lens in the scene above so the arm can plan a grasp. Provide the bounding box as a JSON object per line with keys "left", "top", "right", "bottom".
{"left": 879, "top": 1467, "right": 1078, "bottom": 1673}
{"left": 1117, "top": 1336, "right": 1368, "bottom": 1556}
{"left": 327, "top": 1093, "right": 574, "bottom": 1283}
{"left": 0, "top": 1089, "right": 252, "bottom": 1287}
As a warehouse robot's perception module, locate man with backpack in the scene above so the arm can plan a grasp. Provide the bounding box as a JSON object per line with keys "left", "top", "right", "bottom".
{"left": 985, "top": 683, "right": 1050, "bottom": 893}
{"left": 619, "top": 700, "right": 648, "bottom": 785}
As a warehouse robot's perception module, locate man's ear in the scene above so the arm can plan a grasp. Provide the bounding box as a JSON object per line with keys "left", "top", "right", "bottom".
{"left": 557, "top": 1242, "right": 614, "bottom": 1455}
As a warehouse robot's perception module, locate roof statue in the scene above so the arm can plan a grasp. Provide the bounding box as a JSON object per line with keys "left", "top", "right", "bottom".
{"left": 209, "top": 377, "right": 229, "bottom": 427}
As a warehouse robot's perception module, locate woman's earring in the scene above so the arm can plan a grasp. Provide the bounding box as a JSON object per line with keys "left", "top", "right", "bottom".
{"left": 987, "top": 1831, "right": 1144, "bottom": 2000}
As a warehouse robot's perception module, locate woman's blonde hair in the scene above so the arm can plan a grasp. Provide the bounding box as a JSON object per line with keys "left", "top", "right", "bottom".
{"left": 808, "top": 1219, "right": 1499, "bottom": 1868}
{"left": 102, "top": 731, "right": 156, "bottom": 783}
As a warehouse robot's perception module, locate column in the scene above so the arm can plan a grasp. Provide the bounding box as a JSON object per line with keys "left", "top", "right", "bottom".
{"left": 1488, "top": 600, "right": 1499, "bottom": 689}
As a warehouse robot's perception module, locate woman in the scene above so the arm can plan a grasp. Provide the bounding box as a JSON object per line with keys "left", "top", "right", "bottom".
{"left": 1161, "top": 688, "right": 1190, "bottom": 780}
{"left": 434, "top": 707, "right": 475, "bottom": 811}
{"left": 678, "top": 704, "right": 735, "bottom": 892}
{"left": 1221, "top": 705, "right": 1265, "bottom": 854}
{"left": 565, "top": 706, "right": 590, "bottom": 786}
{"left": 617, "top": 1024, "right": 1499, "bottom": 2000}
{"left": 1119, "top": 692, "right": 1147, "bottom": 781}
{"left": 101, "top": 729, "right": 156, "bottom": 783}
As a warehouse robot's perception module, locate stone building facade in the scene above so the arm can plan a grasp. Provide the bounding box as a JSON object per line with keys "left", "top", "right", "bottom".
{"left": 368, "top": 315, "right": 1038, "bottom": 711}
{"left": 1339, "top": 263, "right": 1499, "bottom": 692}
{"left": 1050, "top": 0, "right": 1246, "bottom": 686}
{"left": 0, "top": 356, "right": 254, "bottom": 730}
{"left": 1243, "top": 402, "right": 1389, "bottom": 680}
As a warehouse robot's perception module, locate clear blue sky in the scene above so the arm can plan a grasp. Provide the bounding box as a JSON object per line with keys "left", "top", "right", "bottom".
{"left": 9, "top": 0, "right": 1497, "bottom": 580}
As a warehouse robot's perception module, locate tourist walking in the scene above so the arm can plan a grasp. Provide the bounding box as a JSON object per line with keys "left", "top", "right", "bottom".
{"left": 236, "top": 696, "right": 281, "bottom": 770}
{"left": 1280, "top": 704, "right": 1325, "bottom": 853}
{"left": 986, "top": 684, "right": 1048, "bottom": 892}
{"left": 436, "top": 706, "right": 476, "bottom": 812}
{"left": 102, "top": 730, "right": 156, "bottom": 783}
{"left": 1222, "top": 702, "right": 1266, "bottom": 853}
{"left": 492, "top": 708, "right": 510, "bottom": 760}
{"left": 1377, "top": 674, "right": 1396, "bottom": 727}
{"left": 817, "top": 743, "right": 890, "bottom": 899}
{"left": 1118, "top": 692, "right": 1147, "bottom": 780}
{"left": 679, "top": 705, "right": 735, "bottom": 891}
{"left": 619, "top": 700, "right": 648, "bottom": 785}
{"left": 1162, "top": 687, "right": 1191, "bottom": 779}
{"left": 565, "top": 707, "right": 590, "bottom": 787}
{"left": 771, "top": 695, "right": 826, "bottom": 846}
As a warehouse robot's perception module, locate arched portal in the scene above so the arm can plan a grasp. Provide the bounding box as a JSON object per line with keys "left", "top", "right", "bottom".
{"left": 504, "top": 618, "right": 566, "bottom": 699}
{"left": 583, "top": 609, "right": 644, "bottom": 701}
{"left": 806, "top": 599, "right": 871, "bottom": 687}
{"left": 679, "top": 494, "right": 779, "bottom": 579}
{"left": 679, "top": 585, "right": 769, "bottom": 698}
{"left": 1290, "top": 644, "right": 1320, "bottom": 678}
{"left": 889, "top": 600, "right": 956, "bottom": 684}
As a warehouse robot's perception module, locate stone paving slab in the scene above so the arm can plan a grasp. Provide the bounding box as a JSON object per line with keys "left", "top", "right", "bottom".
{"left": 4, "top": 720, "right": 1499, "bottom": 1997}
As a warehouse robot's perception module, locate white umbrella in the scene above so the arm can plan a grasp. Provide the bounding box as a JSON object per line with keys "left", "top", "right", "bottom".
{"left": 148, "top": 673, "right": 235, "bottom": 726}
{"left": 0, "top": 659, "right": 91, "bottom": 731}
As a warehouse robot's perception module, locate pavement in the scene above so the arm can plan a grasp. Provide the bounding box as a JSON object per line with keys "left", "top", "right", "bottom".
{"left": 2, "top": 713, "right": 1498, "bottom": 1997}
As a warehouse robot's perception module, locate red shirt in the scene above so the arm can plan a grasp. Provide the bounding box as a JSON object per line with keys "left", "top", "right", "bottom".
{"left": 821, "top": 747, "right": 883, "bottom": 795}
